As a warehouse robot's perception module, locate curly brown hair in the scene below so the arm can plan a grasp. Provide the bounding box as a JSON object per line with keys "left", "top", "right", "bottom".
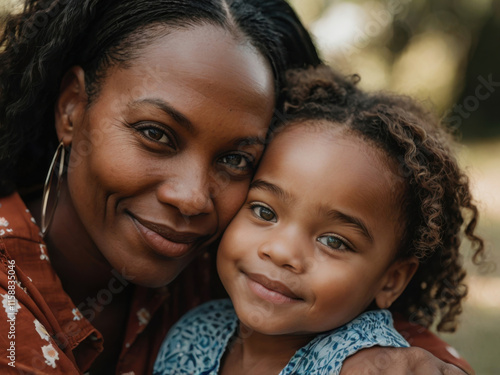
{"left": 279, "top": 65, "right": 485, "bottom": 332}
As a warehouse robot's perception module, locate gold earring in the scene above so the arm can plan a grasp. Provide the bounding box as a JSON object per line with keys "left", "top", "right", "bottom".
{"left": 41, "top": 142, "right": 66, "bottom": 236}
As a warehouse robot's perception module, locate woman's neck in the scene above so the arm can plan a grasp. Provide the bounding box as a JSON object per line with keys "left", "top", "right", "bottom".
{"left": 220, "top": 323, "right": 315, "bottom": 375}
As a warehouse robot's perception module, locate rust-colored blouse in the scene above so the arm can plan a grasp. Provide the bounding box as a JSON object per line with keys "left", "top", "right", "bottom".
{"left": 0, "top": 192, "right": 473, "bottom": 374}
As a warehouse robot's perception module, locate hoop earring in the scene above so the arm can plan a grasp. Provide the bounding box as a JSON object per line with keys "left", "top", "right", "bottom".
{"left": 41, "top": 142, "right": 66, "bottom": 236}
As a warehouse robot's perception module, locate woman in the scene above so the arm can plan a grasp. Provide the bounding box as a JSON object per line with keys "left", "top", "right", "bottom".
{"left": 0, "top": 0, "right": 472, "bottom": 374}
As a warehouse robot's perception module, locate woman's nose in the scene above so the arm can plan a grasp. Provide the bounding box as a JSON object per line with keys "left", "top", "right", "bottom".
{"left": 257, "top": 230, "right": 305, "bottom": 273}
{"left": 156, "top": 165, "right": 214, "bottom": 218}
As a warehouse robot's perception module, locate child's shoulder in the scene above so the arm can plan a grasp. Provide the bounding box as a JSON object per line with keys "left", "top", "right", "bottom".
{"left": 154, "top": 299, "right": 238, "bottom": 374}
{"left": 177, "top": 298, "right": 236, "bottom": 326}
{"left": 283, "top": 310, "right": 409, "bottom": 375}
{"left": 165, "top": 299, "right": 237, "bottom": 341}
{"left": 314, "top": 310, "right": 410, "bottom": 353}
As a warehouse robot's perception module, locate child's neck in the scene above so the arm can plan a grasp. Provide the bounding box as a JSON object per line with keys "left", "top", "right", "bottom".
{"left": 220, "top": 323, "right": 315, "bottom": 375}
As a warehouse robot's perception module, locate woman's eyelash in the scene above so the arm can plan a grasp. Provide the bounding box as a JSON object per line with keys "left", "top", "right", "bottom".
{"left": 132, "top": 122, "right": 176, "bottom": 147}
{"left": 141, "top": 128, "right": 170, "bottom": 143}
{"left": 219, "top": 154, "right": 254, "bottom": 171}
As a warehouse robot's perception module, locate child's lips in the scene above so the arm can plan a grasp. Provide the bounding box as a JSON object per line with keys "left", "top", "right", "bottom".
{"left": 245, "top": 272, "right": 302, "bottom": 303}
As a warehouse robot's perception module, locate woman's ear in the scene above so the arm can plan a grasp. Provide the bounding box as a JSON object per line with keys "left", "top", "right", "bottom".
{"left": 375, "top": 257, "right": 419, "bottom": 309}
{"left": 55, "top": 66, "right": 88, "bottom": 146}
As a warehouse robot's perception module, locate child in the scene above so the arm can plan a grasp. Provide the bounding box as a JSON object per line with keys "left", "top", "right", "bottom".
{"left": 153, "top": 66, "right": 484, "bottom": 375}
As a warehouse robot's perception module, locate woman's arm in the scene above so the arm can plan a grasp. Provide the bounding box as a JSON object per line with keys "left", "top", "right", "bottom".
{"left": 340, "top": 346, "right": 471, "bottom": 375}
{"left": 340, "top": 312, "right": 475, "bottom": 375}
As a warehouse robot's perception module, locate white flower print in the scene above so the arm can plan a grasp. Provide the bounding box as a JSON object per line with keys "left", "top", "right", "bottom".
{"left": 137, "top": 308, "right": 151, "bottom": 326}
{"left": 39, "top": 244, "right": 49, "bottom": 261}
{"left": 0, "top": 217, "right": 9, "bottom": 227}
{"left": 15, "top": 279, "right": 26, "bottom": 293}
{"left": 446, "top": 346, "right": 462, "bottom": 359}
{"left": 34, "top": 319, "right": 50, "bottom": 341}
{"left": 41, "top": 343, "right": 59, "bottom": 368}
{"left": 1, "top": 294, "right": 20, "bottom": 316}
{"left": 72, "top": 308, "right": 83, "bottom": 321}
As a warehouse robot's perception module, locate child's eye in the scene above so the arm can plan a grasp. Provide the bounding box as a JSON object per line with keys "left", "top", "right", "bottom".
{"left": 250, "top": 204, "right": 277, "bottom": 222}
{"left": 317, "top": 235, "right": 351, "bottom": 252}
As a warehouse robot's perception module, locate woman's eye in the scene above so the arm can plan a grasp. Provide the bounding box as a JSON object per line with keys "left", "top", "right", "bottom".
{"left": 251, "top": 204, "right": 277, "bottom": 222}
{"left": 218, "top": 154, "right": 254, "bottom": 176}
{"left": 219, "top": 154, "right": 253, "bottom": 171}
{"left": 317, "top": 235, "right": 350, "bottom": 252}
{"left": 140, "top": 127, "right": 172, "bottom": 145}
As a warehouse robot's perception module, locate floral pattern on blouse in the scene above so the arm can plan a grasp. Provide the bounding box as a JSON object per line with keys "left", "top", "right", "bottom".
{"left": 1, "top": 293, "right": 21, "bottom": 315}
{"left": 42, "top": 343, "right": 60, "bottom": 368}
{"left": 137, "top": 307, "right": 151, "bottom": 326}
{"left": 34, "top": 319, "right": 51, "bottom": 341}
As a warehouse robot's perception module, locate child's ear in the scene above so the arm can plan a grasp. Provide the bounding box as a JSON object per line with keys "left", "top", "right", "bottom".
{"left": 375, "top": 257, "right": 419, "bottom": 309}
{"left": 55, "top": 66, "right": 88, "bottom": 146}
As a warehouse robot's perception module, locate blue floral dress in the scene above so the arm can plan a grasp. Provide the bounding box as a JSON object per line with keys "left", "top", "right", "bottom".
{"left": 154, "top": 299, "right": 408, "bottom": 375}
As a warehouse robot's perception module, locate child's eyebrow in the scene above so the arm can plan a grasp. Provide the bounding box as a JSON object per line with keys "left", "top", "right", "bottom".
{"left": 323, "top": 208, "right": 374, "bottom": 244}
{"left": 249, "top": 179, "right": 294, "bottom": 204}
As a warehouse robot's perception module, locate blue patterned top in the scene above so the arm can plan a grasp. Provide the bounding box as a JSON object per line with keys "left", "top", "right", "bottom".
{"left": 154, "top": 299, "right": 409, "bottom": 375}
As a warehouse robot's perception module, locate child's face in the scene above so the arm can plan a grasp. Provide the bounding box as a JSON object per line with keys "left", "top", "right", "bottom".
{"left": 217, "top": 123, "right": 412, "bottom": 336}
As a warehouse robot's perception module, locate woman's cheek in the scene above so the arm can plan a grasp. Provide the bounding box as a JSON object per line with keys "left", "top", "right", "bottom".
{"left": 217, "top": 181, "right": 251, "bottom": 230}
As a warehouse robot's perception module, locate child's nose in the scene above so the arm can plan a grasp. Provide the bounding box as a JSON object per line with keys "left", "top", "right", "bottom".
{"left": 257, "top": 232, "right": 305, "bottom": 273}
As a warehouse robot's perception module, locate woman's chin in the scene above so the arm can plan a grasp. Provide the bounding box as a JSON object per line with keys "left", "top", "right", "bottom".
{"left": 102, "top": 252, "right": 188, "bottom": 289}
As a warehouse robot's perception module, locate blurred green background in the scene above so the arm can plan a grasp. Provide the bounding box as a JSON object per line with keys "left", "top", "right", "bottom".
{"left": 288, "top": 1, "right": 500, "bottom": 373}
{"left": 2, "top": 0, "right": 499, "bottom": 373}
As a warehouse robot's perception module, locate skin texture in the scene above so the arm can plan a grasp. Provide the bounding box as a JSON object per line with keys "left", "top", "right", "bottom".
{"left": 217, "top": 124, "right": 418, "bottom": 374}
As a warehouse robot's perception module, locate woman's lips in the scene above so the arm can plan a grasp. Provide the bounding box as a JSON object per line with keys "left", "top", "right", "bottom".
{"left": 245, "top": 272, "right": 302, "bottom": 304}
{"left": 129, "top": 214, "right": 208, "bottom": 258}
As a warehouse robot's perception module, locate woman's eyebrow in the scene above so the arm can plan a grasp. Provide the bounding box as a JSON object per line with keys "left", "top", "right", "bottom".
{"left": 249, "top": 179, "right": 294, "bottom": 204}
{"left": 129, "top": 98, "right": 193, "bottom": 131}
{"left": 235, "top": 137, "right": 266, "bottom": 147}
{"left": 323, "top": 208, "right": 374, "bottom": 244}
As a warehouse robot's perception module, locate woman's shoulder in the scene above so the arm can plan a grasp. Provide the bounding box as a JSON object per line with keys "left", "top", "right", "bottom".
{"left": 0, "top": 192, "right": 43, "bottom": 243}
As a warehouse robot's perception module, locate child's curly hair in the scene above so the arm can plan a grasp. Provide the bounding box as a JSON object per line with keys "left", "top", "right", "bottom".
{"left": 279, "top": 65, "right": 485, "bottom": 332}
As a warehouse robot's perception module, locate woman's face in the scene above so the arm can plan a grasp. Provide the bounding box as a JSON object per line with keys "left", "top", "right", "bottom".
{"left": 57, "top": 24, "right": 275, "bottom": 287}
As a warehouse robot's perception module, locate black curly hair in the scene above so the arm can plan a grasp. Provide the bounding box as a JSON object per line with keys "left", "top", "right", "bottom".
{"left": 279, "top": 65, "right": 485, "bottom": 333}
{"left": 0, "top": 0, "right": 321, "bottom": 197}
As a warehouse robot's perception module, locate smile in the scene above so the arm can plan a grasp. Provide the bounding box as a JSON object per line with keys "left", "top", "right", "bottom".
{"left": 128, "top": 213, "right": 208, "bottom": 258}
{"left": 245, "top": 273, "right": 302, "bottom": 304}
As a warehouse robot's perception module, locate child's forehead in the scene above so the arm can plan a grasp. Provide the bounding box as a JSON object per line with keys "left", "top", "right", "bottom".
{"left": 256, "top": 122, "right": 405, "bottom": 218}
{"left": 268, "top": 121, "right": 401, "bottom": 176}
{"left": 268, "top": 121, "right": 366, "bottom": 157}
